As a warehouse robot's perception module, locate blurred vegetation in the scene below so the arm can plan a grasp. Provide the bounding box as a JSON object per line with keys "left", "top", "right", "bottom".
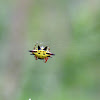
{"left": 0, "top": 0, "right": 100, "bottom": 100}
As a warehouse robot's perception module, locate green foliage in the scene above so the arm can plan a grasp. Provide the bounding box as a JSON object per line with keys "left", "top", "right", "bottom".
{"left": 0, "top": 0, "right": 100, "bottom": 100}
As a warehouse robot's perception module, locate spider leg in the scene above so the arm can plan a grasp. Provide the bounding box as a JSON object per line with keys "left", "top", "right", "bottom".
{"left": 34, "top": 55, "right": 38, "bottom": 60}
{"left": 44, "top": 57, "right": 48, "bottom": 63}
{"left": 33, "top": 42, "right": 38, "bottom": 50}
{"left": 48, "top": 47, "right": 50, "bottom": 52}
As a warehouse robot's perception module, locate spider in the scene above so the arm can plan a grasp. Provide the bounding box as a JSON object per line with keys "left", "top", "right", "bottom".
{"left": 29, "top": 43, "right": 55, "bottom": 63}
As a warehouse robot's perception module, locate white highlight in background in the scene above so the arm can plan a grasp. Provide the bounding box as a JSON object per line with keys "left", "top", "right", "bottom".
{"left": 29, "top": 98, "right": 31, "bottom": 100}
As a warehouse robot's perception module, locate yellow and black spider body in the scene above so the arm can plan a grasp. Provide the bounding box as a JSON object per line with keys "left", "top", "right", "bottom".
{"left": 29, "top": 43, "right": 55, "bottom": 63}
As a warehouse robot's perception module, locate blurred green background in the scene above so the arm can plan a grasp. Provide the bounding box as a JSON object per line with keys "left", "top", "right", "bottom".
{"left": 0, "top": 0, "right": 100, "bottom": 100}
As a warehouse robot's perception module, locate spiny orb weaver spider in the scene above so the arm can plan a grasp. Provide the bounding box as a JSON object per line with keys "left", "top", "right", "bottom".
{"left": 29, "top": 43, "right": 55, "bottom": 63}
